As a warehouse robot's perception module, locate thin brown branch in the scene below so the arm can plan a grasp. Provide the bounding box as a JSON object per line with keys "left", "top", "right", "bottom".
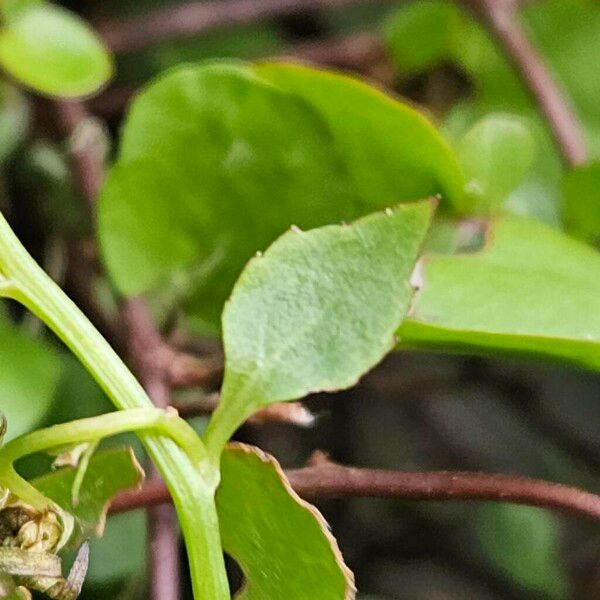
{"left": 53, "top": 101, "right": 108, "bottom": 212}
{"left": 284, "top": 32, "right": 384, "bottom": 72}
{"left": 111, "top": 453, "right": 600, "bottom": 524}
{"left": 461, "top": 0, "right": 587, "bottom": 167}
{"left": 96, "top": 0, "right": 391, "bottom": 54}
{"left": 87, "top": 32, "right": 387, "bottom": 119}
{"left": 168, "top": 352, "right": 224, "bottom": 389}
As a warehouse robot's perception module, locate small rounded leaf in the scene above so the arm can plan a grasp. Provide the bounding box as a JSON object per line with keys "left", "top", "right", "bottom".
{"left": 457, "top": 113, "right": 536, "bottom": 214}
{"left": 0, "top": 4, "right": 112, "bottom": 97}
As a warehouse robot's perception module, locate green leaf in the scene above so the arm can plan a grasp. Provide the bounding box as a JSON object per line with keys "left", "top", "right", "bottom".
{"left": 457, "top": 114, "right": 536, "bottom": 214}
{"left": 32, "top": 447, "right": 144, "bottom": 545}
{"left": 256, "top": 63, "right": 464, "bottom": 209}
{"left": 217, "top": 444, "right": 354, "bottom": 600}
{"left": 382, "top": 0, "right": 460, "bottom": 74}
{"left": 562, "top": 162, "right": 600, "bottom": 244}
{"left": 0, "top": 3, "right": 112, "bottom": 97}
{"left": 399, "top": 215, "right": 600, "bottom": 371}
{"left": 99, "top": 62, "right": 359, "bottom": 319}
{"left": 98, "top": 61, "right": 461, "bottom": 329}
{"left": 0, "top": 313, "right": 62, "bottom": 441}
{"left": 205, "top": 201, "right": 434, "bottom": 452}
{"left": 477, "top": 504, "right": 567, "bottom": 599}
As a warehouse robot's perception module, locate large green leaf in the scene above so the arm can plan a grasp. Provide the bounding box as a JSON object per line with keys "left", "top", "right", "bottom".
{"left": 205, "top": 202, "right": 434, "bottom": 452}
{"left": 98, "top": 61, "right": 461, "bottom": 329}
{"left": 399, "top": 215, "right": 600, "bottom": 370}
{"left": 217, "top": 444, "right": 354, "bottom": 600}
{"left": 0, "top": 313, "right": 62, "bottom": 441}
{"left": 477, "top": 505, "right": 567, "bottom": 599}
{"left": 99, "top": 63, "right": 357, "bottom": 313}
{"left": 0, "top": 3, "right": 112, "bottom": 97}
{"left": 32, "top": 447, "right": 143, "bottom": 545}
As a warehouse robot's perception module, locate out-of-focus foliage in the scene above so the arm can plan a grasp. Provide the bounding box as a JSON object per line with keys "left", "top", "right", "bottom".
{"left": 477, "top": 504, "right": 567, "bottom": 599}
{"left": 0, "top": 311, "right": 61, "bottom": 441}
{"left": 0, "top": 1, "right": 112, "bottom": 97}
{"left": 384, "top": 0, "right": 459, "bottom": 74}
{"left": 385, "top": 0, "right": 600, "bottom": 227}
{"left": 562, "top": 161, "right": 600, "bottom": 244}
{"left": 456, "top": 114, "right": 536, "bottom": 214}
{"left": 0, "top": 83, "right": 29, "bottom": 164}
{"left": 2, "top": 0, "right": 600, "bottom": 598}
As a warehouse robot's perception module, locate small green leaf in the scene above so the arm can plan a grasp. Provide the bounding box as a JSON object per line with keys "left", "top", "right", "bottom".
{"left": 382, "top": 0, "right": 460, "bottom": 74}
{"left": 31, "top": 448, "right": 143, "bottom": 545}
{"left": 0, "top": 3, "right": 112, "bottom": 97}
{"left": 457, "top": 114, "right": 536, "bottom": 214}
{"left": 205, "top": 201, "right": 434, "bottom": 452}
{"left": 400, "top": 215, "right": 600, "bottom": 371}
{"left": 217, "top": 444, "right": 354, "bottom": 600}
{"left": 477, "top": 505, "right": 567, "bottom": 599}
{"left": 562, "top": 162, "right": 600, "bottom": 244}
{"left": 0, "top": 313, "right": 62, "bottom": 441}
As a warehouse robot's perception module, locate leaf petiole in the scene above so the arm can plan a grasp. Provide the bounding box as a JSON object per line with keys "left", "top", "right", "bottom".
{"left": 0, "top": 408, "right": 209, "bottom": 513}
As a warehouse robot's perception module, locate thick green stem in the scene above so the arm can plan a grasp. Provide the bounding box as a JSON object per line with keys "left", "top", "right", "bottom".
{"left": 0, "top": 213, "right": 229, "bottom": 599}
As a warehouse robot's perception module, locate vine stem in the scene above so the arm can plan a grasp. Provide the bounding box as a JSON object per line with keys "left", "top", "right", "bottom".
{"left": 112, "top": 452, "right": 600, "bottom": 524}
{"left": 0, "top": 213, "right": 230, "bottom": 600}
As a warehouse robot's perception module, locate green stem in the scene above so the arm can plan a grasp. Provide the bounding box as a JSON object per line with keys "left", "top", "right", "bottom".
{"left": 0, "top": 408, "right": 205, "bottom": 510}
{"left": 0, "top": 213, "right": 229, "bottom": 599}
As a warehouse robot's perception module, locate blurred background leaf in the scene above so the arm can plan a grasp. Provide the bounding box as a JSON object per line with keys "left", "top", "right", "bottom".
{"left": 0, "top": 2, "right": 112, "bottom": 97}
{"left": 0, "top": 310, "right": 62, "bottom": 441}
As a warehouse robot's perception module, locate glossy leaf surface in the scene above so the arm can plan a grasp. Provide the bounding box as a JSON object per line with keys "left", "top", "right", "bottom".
{"left": 257, "top": 63, "right": 464, "bottom": 209}
{"left": 400, "top": 216, "right": 600, "bottom": 371}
